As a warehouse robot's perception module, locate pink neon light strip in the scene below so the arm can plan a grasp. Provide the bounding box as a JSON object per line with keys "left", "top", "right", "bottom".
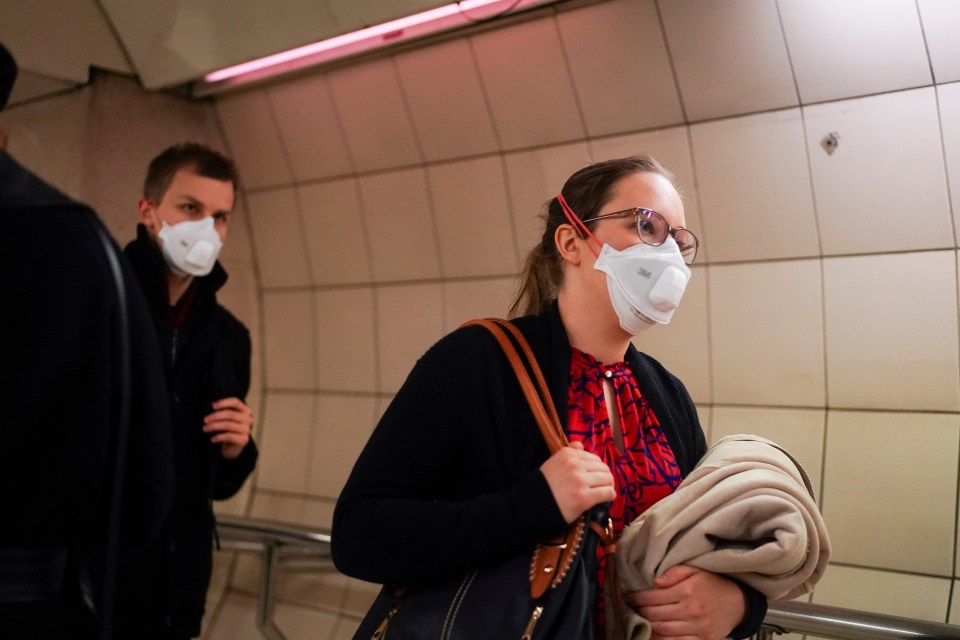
{"left": 205, "top": 0, "right": 522, "bottom": 83}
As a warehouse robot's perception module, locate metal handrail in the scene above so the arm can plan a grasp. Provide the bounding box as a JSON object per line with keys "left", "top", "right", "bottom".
{"left": 217, "top": 516, "right": 333, "bottom": 640}
{"left": 215, "top": 516, "right": 960, "bottom": 640}
{"left": 218, "top": 516, "right": 331, "bottom": 548}
{"left": 760, "top": 599, "right": 960, "bottom": 640}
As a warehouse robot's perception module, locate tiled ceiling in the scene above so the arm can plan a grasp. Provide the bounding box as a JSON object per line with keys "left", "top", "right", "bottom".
{"left": 0, "top": 0, "right": 562, "bottom": 101}
{"left": 3, "top": 0, "right": 959, "bottom": 126}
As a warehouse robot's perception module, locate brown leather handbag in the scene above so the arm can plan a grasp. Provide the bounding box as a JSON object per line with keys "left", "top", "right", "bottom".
{"left": 351, "top": 318, "right": 619, "bottom": 640}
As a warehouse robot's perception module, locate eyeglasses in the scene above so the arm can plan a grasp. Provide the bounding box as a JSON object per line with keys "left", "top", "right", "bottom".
{"left": 581, "top": 207, "right": 700, "bottom": 264}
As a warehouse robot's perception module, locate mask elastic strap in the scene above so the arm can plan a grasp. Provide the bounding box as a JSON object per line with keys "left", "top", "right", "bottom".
{"left": 557, "top": 193, "right": 601, "bottom": 259}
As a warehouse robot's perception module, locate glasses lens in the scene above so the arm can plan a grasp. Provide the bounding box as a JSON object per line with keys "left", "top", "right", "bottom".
{"left": 636, "top": 209, "right": 666, "bottom": 245}
{"left": 674, "top": 229, "right": 699, "bottom": 264}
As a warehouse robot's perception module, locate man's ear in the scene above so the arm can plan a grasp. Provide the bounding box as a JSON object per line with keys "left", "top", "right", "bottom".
{"left": 555, "top": 223, "right": 584, "bottom": 267}
{"left": 137, "top": 199, "right": 157, "bottom": 229}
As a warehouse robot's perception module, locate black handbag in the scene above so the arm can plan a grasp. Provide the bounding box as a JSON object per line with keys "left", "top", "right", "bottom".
{"left": 351, "top": 318, "right": 619, "bottom": 640}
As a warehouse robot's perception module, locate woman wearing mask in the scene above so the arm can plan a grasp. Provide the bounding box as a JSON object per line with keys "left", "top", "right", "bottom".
{"left": 332, "top": 156, "right": 767, "bottom": 639}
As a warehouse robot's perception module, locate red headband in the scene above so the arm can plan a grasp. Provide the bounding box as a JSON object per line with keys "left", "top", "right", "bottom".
{"left": 557, "top": 193, "right": 601, "bottom": 258}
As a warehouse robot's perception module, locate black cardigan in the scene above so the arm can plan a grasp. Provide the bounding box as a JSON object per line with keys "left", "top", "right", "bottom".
{"left": 333, "top": 305, "right": 767, "bottom": 637}
{"left": 332, "top": 304, "right": 707, "bottom": 585}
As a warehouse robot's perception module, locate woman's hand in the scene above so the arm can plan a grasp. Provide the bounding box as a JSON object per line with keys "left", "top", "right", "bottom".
{"left": 625, "top": 565, "right": 746, "bottom": 640}
{"left": 539, "top": 441, "right": 616, "bottom": 523}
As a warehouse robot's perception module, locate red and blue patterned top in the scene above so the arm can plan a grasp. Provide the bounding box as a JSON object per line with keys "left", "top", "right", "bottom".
{"left": 566, "top": 347, "right": 683, "bottom": 634}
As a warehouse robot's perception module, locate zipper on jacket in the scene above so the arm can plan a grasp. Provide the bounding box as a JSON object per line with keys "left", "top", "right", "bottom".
{"left": 371, "top": 607, "right": 397, "bottom": 639}
{"left": 521, "top": 606, "right": 543, "bottom": 640}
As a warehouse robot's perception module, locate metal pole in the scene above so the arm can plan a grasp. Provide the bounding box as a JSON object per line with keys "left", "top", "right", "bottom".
{"left": 256, "top": 540, "right": 287, "bottom": 640}
{"left": 764, "top": 600, "right": 960, "bottom": 640}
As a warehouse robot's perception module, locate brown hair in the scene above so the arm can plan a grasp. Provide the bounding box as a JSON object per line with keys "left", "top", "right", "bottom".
{"left": 508, "top": 155, "right": 674, "bottom": 317}
{"left": 143, "top": 142, "right": 238, "bottom": 203}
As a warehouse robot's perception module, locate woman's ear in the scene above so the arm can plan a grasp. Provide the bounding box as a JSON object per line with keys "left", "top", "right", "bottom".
{"left": 555, "top": 223, "right": 583, "bottom": 267}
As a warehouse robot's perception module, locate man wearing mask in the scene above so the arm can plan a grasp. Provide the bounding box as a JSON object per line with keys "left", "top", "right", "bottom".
{"left": 0, "top": 42, "right": 173, "bottom": 638}
{"left": 100, "top": 143, "right": 258, "bottom": 640}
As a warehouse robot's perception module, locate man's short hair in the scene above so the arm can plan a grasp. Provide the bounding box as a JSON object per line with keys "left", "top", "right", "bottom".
{"left": 143, "top": 143, "right": 239, "bottom": 203}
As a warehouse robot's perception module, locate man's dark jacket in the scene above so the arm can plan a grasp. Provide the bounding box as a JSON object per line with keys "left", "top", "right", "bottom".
{"left": 0, "top": 152, "right": 173, "bottom": 638}
{"left": 100, "top": 225, "right": 257, "bottom": 638}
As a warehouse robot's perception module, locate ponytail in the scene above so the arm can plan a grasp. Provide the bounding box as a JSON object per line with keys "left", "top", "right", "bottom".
{"left": 509, "top": 219, "right": 562, "bottom": 317}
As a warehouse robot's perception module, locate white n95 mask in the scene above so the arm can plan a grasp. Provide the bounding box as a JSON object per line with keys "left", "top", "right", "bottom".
{"left": 157, "top": 217, "right": 223, "bottom": 277}
{"left": 593, "top": 238, "right": 691, "bottom": 335}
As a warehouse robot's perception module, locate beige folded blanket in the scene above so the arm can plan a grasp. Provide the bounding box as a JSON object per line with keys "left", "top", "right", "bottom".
{"left": 613, "top": 434, "right": 831, "bottom": 640}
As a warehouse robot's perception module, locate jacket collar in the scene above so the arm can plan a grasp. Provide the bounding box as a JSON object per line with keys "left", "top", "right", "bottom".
{"left": 124, "top": 223, "right": 228, "bottom": 315}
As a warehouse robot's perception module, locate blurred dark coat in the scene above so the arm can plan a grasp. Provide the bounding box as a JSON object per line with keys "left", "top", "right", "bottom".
{"left": 0, "top": 150, "right": 174, "bottom": 639}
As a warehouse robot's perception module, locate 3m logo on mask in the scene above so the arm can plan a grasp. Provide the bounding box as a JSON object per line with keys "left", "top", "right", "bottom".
{"left": 593, "top": 239, "right": 692, "bottom": 336}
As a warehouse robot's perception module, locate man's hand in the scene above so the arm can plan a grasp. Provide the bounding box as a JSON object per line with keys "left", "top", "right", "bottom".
{"left": 625, "top": 565, "right": 746, "bottom": 640}
{"left": 203, "top": 397, "right": 253, "bottom": 460}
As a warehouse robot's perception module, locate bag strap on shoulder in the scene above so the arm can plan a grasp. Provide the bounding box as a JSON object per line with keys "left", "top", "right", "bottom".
{"left": 459, "top": 318, "right": 567, "bottom": 455}
{"left": 462, "top": 317, "right": 625, "bottom": 635}
{"left": 460, "top": 317, "right": 589, "bottom": 599}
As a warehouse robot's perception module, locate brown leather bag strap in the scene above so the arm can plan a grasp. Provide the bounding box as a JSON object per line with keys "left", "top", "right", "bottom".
{"left": 460, "top": 318, "right": 568, "bottom": 454}
{"left": 592, "top": 518, "right": 626, "bottom": 640}
{"left": 462, "top": 317, "right": 625, "bottom": 627}
{"left": 460, "top": 317, "right": 590, "bottom": 600}
{"left": 485, "top": 318, "right": 566, "bottom": 443}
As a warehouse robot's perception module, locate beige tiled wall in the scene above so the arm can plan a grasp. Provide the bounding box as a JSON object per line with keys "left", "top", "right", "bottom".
{"left": 203, "top": 1, "right": 960, "bottom": 636}
{"left": 691, "top": 109, "right": 819, "bottom": 262}
{"left": 823, "top": 411, "right": 959, "bottom": 575}
{"left": 709, "top": 260, "right": 825, "bottom": 407}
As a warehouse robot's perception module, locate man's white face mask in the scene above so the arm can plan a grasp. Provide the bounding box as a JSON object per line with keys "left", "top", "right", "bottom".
{"left": 158, "top": 217, "right": 222, "bottom": 277}
{"left": 592, "top": 237, "right": 691, "bottom": 335}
